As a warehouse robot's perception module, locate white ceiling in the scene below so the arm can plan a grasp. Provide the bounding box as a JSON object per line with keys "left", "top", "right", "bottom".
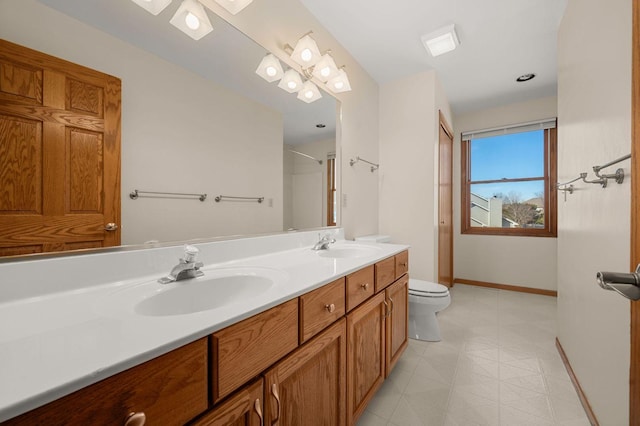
{"left": 300, "top": 0, "right": 568, "bottom": 114}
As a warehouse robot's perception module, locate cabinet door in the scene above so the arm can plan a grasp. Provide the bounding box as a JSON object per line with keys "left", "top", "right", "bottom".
{"left": 192, "top": 379, "right": 263, "bottom": 426}
{"left": 264, "top": 318, "right": 346, "bottom": 426}
{"left": 386, "top": 275, "right": 409, "bottom": 377}
{"left": 5, "top": 339, "right": 208, "bottom": 425}
{"left": 346, "top": 292, "right": 386, "bottom": 425}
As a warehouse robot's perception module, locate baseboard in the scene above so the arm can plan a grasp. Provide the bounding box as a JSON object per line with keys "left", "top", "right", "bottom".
{"left": 453, "top": 278, "right": 557, "bottom": 297}
{"left": 555, "top": 338, "right": 599, "bottom": 426}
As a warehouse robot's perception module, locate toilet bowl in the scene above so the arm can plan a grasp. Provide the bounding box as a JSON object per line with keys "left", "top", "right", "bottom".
{"left": 408, "top": 279, "right": 451, "bottom": 342}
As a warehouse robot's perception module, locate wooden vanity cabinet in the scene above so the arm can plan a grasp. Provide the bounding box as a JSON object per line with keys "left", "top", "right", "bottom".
{"left": 211, "top": 299, "right": 299, "bottom": 403}
{"left": 190, "top": 379, "right": 263, "bottom": 426}
{"left": 346, "top": 265, "right": 375, "bottom": 311}
{"left": 299, "top": 277, "right": 345, "bottom": 343}
{"left": 346, "top": 292, "right": 387, "bottom": 424}
{"left": 385, "top": 274, "right": 409, "bottom": 377}
{"left": 374, "top": 256, "right": 395, "bottom": 292}
{"left": 4, "top": 338, "right": 208, "bottom": 426}
{"left": 263, "top": 319, "right": 347, "bottom": 426}
{"left": 395, "top": 250, "right": 409, "bottom": 278}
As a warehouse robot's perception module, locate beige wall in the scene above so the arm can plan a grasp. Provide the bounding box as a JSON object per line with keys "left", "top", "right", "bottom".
{"left": 557, "top": 0, "right": 632, "bottom": 423}
{"left": 453, "top": 96, "right": 558, "bottom": 290}
{"left": 379, "top": 71, "right": 452, "bottom": 281}
{"left": 0, "top": 0, "right": 284, "bottom": 245}
{"left": 201, "top": 0, "right": 380, "bottom": 240}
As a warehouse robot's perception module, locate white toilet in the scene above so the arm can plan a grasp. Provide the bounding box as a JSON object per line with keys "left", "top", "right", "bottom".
{"left": 355, "top": 235, "right": 451, "bottom": 342}
{"left": 408, "top": 279, "right": 451, "bottom": 342}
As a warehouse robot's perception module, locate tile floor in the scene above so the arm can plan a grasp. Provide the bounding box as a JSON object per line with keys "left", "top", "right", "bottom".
{"left": 357, "top": 284, "right": 591, "bottom": 426}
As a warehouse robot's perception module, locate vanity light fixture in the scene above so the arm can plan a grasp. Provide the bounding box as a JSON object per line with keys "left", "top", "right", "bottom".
{"left": 421, "top": 24, "right": 460, "bottom": 57}
{"left": 311, "top": 52, "right": 340, "bottom": 82}
{"left": 278, "top": 69, "right": 304, "bottom": 93}
{"left": 170, "top": 0, "right": 214, "bottom": 40}
{"left": 327, "top": 68, "right": 351, "bottom": 93}
{"left": 297, "top": 81, "right": 322, "bottom": 104}
{"left": 255, "top": 53, "right": 284, "bottom": 82}
{"left": 130, "top": 0, "right": 172, "bottom": 15}
{"left": 290, "top": 33, "right": 322, "bottom": 68}
{"left": 214, "top": 0, "right": 254, "bottom": 15}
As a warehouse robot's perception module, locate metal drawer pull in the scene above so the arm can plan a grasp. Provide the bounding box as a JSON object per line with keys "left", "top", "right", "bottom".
{"left": 124, "top": 412, "right": 146, "bottom": 426}
{"left": 361, "top": 282, "right": 369, "bottom": 291}
{"left": 325, "top": 303, "right": 336, "bottom": 313}
{"left": 389, "top": 296, "right": 395, "bottom": 314}
{"left": 399, "top": 262, "right": 407, "bottom": 267}
{"left": 383, "top": 300, "right": 390, "bottom": 318}
{"left": 254, "top": 398, "right": 263, "bottom": 426}
{"left": 271, "top": 383, "right": 281, "bottom": 425}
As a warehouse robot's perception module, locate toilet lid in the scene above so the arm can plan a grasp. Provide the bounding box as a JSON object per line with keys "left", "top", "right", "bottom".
{"left": 409, "top": 280, "right": 449, "bottom": 296}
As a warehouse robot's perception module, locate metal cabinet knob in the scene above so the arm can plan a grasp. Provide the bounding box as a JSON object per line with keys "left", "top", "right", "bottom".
{"left": 124, "top": 412, "right": 146, "bottom": 426}
{"left": 361, "top": 282, "right": 369, "bottom": 291}
{"left": 325, "top": 303, "right": 336, "bottom": 313}
{"left": 105, "top": 222, "right": 119, "bottom": 232}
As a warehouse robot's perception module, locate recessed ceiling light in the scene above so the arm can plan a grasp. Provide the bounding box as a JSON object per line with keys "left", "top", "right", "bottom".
{"left": 421, "top": 24, "right": 460, "bottom": 57}
{"left": 516, "top": 73, "right": 536, "bottom": 82}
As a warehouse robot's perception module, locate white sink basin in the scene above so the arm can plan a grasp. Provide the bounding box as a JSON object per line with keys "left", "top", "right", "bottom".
{"left": 316, "top": 245, "right": 381, "bottom": 259}
{"left": 108, "top": 267, "right": 287, "bottom": 317}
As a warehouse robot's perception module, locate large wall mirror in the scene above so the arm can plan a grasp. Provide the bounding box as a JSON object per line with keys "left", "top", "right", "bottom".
{"left": 4, "top": 0, "right": 339, "bottom": 253}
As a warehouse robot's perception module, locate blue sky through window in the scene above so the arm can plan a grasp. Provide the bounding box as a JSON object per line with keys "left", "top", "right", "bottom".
{"left": 470, "top": 130, "right": 544, "bottom": 201}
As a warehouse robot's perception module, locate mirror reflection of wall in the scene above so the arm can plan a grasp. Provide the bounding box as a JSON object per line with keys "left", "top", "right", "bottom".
{"left": 0, "top": 0, "right": 338, "bottom": 250}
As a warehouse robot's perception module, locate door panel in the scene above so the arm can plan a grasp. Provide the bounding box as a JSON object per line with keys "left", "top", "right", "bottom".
{"left": 0, "top": 39, "right": 121, "bottom": 256}
{"left": 438, "top": 112, "right": 453, "bottom": 286}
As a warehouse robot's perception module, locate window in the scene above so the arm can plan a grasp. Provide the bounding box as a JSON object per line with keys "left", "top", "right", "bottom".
{"left": 461, "top": 119, "right": 557, "bottom": 237}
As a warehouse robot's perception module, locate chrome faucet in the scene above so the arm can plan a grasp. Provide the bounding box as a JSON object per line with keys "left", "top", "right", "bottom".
{"left": 158, "top": 245, "right": 204, "bottom": 284}
{"left": 312, "top": 233, "right": 336, "bottom": 251}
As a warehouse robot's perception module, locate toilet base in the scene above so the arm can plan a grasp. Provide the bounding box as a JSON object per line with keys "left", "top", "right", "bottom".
{"left": 408, "top": 311, "right": 442, "bottom": 342}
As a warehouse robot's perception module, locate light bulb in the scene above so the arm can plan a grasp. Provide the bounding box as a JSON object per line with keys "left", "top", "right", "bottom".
{"left": 334, "top": 81, "right": 344, "bottom": 90}
{"left": 301, "top": 48, "right": 313, "bottom": 62}
{"left": 266, "top": 66, "right": 277, "bottom": 77}
{"left": 320, "top": 67, "right": 331, "bottom": 77}
{"left": 287, "top": 81, "right": 297, "bottom": 89}
{"left": 185, "top": 12, "right": 200, "bottom": 30}
{"left": 305, "top": 90, "right": 314, "bottom": 99}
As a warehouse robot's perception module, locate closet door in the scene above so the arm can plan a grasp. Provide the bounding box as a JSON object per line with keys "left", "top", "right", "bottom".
{"left": 0, "top": 39, "right": 121, "bottom": 256}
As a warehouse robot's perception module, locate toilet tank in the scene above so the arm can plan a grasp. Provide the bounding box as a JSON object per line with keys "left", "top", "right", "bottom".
{"left": 354, "top": 235, "right": 391, "bottom": 243}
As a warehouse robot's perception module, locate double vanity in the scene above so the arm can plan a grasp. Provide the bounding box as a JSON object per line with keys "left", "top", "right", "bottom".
{"left": 0, "top": 229, "right": 409, "bottom": 425}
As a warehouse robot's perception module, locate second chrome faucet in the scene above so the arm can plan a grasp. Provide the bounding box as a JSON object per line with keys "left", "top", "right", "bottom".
{"left": 158, "top": 245, "right": 204, "bottom": 284}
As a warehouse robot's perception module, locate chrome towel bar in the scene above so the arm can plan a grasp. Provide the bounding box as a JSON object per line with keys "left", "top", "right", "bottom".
{"left": 215, "top": 195, "right": 264, "bottom": 203}
{"left": 130, "top": 190, "right": 207, "bottom": 201}
{"left": 350, "top": 156, "right": 379, "bottom": 172}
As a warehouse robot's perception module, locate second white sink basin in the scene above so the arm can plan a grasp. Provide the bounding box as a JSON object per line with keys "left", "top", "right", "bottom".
{"left": 316, "top": 244, "right": 381, "bottom": 259}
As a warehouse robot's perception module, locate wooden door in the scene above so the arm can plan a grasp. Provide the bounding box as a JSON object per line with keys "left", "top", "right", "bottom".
{"left": 0, "top": 39, "right": 121, "bottom": 257}
{"left": 438, "top": 111, "right": 453, "bottom": 286}
{"left": 263, "top": 318, "right": 346, "bottom": 426}
{"left": 385, "top": 275, "right": 408, "bottom": 377}
{"left": 346, "top": 292, "right": 386, "bottom": 425}
{"left": 192, "top": 379, "right": 263, "bottom": 426}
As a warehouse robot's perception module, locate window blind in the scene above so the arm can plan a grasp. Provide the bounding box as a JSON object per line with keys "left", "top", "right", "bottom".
{"left": 461, "top": 118, "right": 556, "bottom": 141}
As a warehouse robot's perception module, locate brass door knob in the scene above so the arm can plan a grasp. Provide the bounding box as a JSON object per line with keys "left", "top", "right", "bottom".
{"left": 124, "top": 412, "right": 146, "bottom": 426}
{"left": 105, "top": 222, "right": 119, "bottom": 231}
{"left": 361, "top": 283, "right": 369, "bottom": 291}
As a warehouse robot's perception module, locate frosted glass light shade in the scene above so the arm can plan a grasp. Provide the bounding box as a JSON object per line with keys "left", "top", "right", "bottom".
{"left": 170, "top": 0, "right": 213, "bottom": 40}
{"left": 297, "top": 81, "right": 322, "bottom": 103}
{"left": 290, "top": 34, "right": 322, "bottom": 68}
{"left": 421, "top": 24, "right": 460, "bottom": 57}
{"left": 130, "top": 0, "right": 172, "bottom": 15}
{"left": 278, "top": 69, "right": 303, "bottom": 93}
{"left": 214, "top": 0, "right": 253, "bottom": 14}
{"left": 327, "top": 69, "right": 352, "bottom": 93}
{"left": 312, "top": 53, "right": 339, "bottom": 82}
{"left": 256, "top": 54, "right": 284, "bottom": 82}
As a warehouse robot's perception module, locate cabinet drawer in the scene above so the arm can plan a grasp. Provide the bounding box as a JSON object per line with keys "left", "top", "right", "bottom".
{"left": 212, "top": 299, "right": 299, "bottom": 403}
{"left": 346, "top": 265, "right": 374, "bottom": 312}
{"left": 375, "top": 257, "right": 395, "bottom": 293}
{"left": 192, "top": 378, "right": 263, "bottom": 426}
{"left": 300, "top": 278, "right": 346, "bottom": 343}
{"left": 395, "top": 251, "right": 409, "bottom": 278}
{"left": 5, "top": 339, "right": 208, "bottom": 426}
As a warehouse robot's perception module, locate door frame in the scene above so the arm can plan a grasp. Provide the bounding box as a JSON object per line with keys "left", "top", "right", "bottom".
{"left": 631, "top": 0, "right": 640, "bottom": 422}
{"left": 438, "top": 111, "right": 454, "bottom": 287}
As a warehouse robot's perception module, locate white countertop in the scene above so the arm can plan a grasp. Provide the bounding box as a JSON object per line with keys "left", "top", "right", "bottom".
{"left": 0, "top": 231, "right": 408, "bottom": 422}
